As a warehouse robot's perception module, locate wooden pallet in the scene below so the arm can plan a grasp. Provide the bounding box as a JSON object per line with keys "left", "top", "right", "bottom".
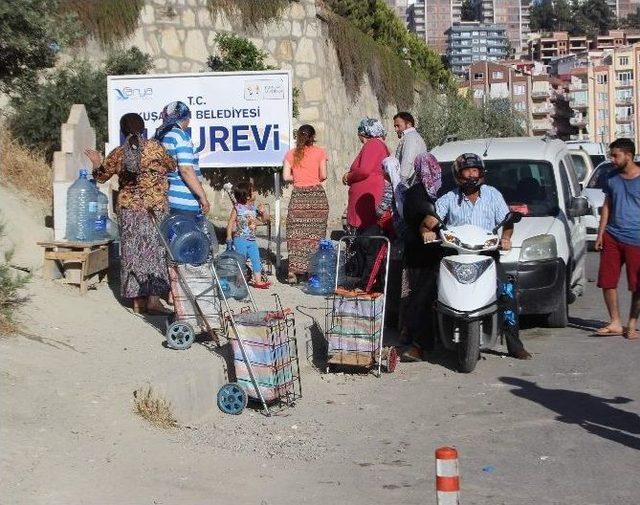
{"left": 37, "top": 239, "right": 112, "bottom": 294}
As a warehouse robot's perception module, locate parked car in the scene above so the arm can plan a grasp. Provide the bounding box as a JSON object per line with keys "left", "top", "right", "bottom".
{"left": 431, "top": 137, "right": 589, "bottom": 328}
{"left": 565, "top": 140, "right": 607, "bottom": 168}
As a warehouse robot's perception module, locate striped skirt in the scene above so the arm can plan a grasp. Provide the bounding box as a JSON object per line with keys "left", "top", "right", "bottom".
{"left": 286, "top": 185, "right": 329, "bottom": 275}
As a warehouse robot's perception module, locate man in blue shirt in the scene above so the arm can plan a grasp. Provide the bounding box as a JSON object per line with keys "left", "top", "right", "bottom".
{"left": 427, "top": 153, "right": 532, "bottom": 359}
{"left": 595, "top": 138, "right": 640, "bottom": 340}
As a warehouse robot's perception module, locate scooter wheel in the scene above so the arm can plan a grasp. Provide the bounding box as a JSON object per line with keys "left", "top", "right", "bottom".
{"left": 217, "top": 383, "right": 248, "bottom": 415}
{"left": 166, "top": 321, "right": 195, "bottom": 350}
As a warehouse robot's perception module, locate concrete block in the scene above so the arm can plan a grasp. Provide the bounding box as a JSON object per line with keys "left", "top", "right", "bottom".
{"left": 53, "top": 181, "right": 72, "bottom": 241}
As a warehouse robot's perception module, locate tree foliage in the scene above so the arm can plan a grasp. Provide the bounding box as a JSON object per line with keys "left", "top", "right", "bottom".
{"left": 0, "top": 0, "right": 58, "bottom": 90}
{"left": 207, "top": 33, "right": 275, "bottom": 72}
{"left": 8, "top": 47, "right": 153, "bottom": 161}
{"left": 530, "top": 0, "right": 616, "bottom": 36}
{"left": 416, "top": 89, "right": 526, "bottom": 150}
{"left": 461, "top": 0, "right": 478, "bottom": 21}
{"left": 621, "top": 6, "right": 640, "bottom": 28}
{"left": 0, "top": 219, "right": 30, "bottom": 335}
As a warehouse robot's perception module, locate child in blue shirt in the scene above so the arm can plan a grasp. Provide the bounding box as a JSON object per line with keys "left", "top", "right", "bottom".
{"left": 226, "top": 182, "right": 270, "bottom": 289}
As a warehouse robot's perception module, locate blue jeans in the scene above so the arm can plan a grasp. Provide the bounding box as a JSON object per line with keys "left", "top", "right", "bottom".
{"left": 233, "top": 237, "right": 262, "bottom": 274}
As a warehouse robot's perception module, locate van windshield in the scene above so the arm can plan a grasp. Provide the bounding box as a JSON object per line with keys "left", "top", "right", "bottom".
{"left": 587, "top": 162, "right": 615, "bottom": 189}
{"left": 438, "top": 160, "right": 559, "bottom": 217}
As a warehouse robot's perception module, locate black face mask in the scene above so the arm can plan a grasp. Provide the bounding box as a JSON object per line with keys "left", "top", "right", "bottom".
{"left": 460, "top": 177, "right": 482, "bottom": 193}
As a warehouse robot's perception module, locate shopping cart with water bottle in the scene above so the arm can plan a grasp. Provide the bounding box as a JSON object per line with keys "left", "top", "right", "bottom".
{"left": 152, "top": 212, "right": 301, "bottom": 416}
{"left": 324, "top": 235, "right": 399, "bottom": 376}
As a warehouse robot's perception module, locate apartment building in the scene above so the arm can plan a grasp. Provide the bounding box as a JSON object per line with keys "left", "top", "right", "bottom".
{"left": 407, "top": 0, "right": 463, "bottom": 54}
{"left": 529, "top": 32, "right": 590, "bottom": 65}
{"left": 447, "top": 22, "right": 508, "bottom": 77}
{"left": 567, "top": 43, "right": 640, "bottom": 145}
{"left": 384, "top": 0, "right": 409, "bottom": 23}
{"left": 479, "top": 0, "right": 532, "bottom": 55}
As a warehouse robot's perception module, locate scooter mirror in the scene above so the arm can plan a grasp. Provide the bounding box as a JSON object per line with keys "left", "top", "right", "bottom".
{"left": 492, "top": 211, "right": 522, "bottom": 234}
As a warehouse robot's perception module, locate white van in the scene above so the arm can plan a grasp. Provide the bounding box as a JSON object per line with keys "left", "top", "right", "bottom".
{"left": 430, "top": 137, "right": 590, "bottom": 327}
{"left": 565, "top": 140, "right": 607, "bottom": 169}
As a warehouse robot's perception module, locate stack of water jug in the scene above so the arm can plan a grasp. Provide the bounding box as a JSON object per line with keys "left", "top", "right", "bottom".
{"left": 65, "top": 169, "right": 117, "bottom": 242}
{"left": 159, "top": 213, "right": 217, "bottom": 265}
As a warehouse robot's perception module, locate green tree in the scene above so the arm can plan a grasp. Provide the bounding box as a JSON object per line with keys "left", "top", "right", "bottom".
{"left": 0, "top": 219, "right": 30, "bottom": 334}
{"left": 8, "top": 47, "right": 153, "bottom": 160}
{"left": 416, "top": 88, "right": 525, "bottom": 149}
{"left": 460, "top": 0, "right": 477, "bottom": 21}
{"left": 554, "top": 0, "right": 574, "bottom": 32}
{"left": 0, "top": 0, "right": 57, "bottom": 90}
{"left": 530, "top": 0, "right": 555, "bottom": 32}
{"left": 206, "top": 33, "right": 275, "bottom": 72}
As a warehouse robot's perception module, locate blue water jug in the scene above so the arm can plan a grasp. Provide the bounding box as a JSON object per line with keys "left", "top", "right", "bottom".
{"left": 91, "top": 180, "right": 109, "bottom": 240}
{"left": 66, "top": 169, "right": 99, "bottom": 241}
{"left": 215, "top": 250, "right": 249, "bottom": 300}
{"left": 159, "top": 214, "right": 212, "bottom": 264}
{"left": 308, "top": 239, "right": 337, "bottom": 296}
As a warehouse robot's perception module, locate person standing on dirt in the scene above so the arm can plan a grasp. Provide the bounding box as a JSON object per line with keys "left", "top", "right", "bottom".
{"left": 595, "top": 138, "right": 640, "bottom": 340}
{"left": 393, "top": 112, "right": 427, "bottom": 183}
{"left": 426, "top": 153, "right": 532, "bottom": 360}
{"left": 85, "top": 113, "right": 175, "bottom": 315}
{"left": 154, "top": 101, "right": 210, "bottom": 217}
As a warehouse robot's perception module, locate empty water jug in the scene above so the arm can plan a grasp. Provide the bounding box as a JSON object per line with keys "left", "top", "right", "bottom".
{"left": 66, "top": 169, "right": 98, "bottom": 241}
{"left": 308, "top": 239, "right": 337, "bottom": 296}
{"left": 215, "top": 250, "right": 249, "bottom": 300}
{"left": 91, "top": 181, "right": 109, "bottom": 240}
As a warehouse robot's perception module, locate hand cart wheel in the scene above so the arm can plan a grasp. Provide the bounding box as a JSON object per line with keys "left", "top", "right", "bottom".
{"left": 166, "top": 321, "right": 196, "bottom": 350}
{"left": 217, "top": 383, "right": 248, "bottom": 415}
{"left": 382, "top": 346, "right": 399, "bottom": 373}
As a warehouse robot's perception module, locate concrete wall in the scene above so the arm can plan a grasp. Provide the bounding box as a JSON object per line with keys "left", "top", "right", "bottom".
{"left": 80, "top": 0, "right": 402, "bottom": 224}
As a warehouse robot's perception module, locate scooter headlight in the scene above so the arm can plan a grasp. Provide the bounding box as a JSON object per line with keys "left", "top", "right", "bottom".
{"left": 443, "top": 258, "right": 492, "bottom": 284}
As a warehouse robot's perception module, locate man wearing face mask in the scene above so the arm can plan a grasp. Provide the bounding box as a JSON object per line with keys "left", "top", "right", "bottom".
{"left": 426, "top": 153, "right": 532, "bottom": 360}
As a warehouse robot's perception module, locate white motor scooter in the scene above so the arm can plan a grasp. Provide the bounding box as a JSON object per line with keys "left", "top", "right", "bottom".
{"left": 430, "top": 211, "right": 522, "bottom": 373}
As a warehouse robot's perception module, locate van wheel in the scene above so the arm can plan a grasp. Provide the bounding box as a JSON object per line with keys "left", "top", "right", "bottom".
{"left": 546, "top": 281, "right": 568, "bottom": 328}
{"left": 457, "top": 320, "right": 481, "bottom": 373}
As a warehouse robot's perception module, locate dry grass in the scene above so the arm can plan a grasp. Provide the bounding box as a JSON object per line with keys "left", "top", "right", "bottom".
{"left": 133, "top": 387, "right": 179, "bottom": 429}
{"left": 0, "top": 131, "right": 52, "bottom": 203}
{"left": 207, "top": 0, "right": 289, "bottom": 28}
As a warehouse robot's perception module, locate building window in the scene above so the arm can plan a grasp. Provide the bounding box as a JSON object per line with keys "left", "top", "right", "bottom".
{"left": 619, "top": 56, "right": 629, "bottom": 66}
{"left": 515, "top": 102, "right": 526, "bottom": 111}
{"left": 598, "top": 91, "right": 609, "bottom": 103}
{"left": 596, "top": 74, "right": 607, "bottom": 85}
{"left": 514, "top": 84, "right": 526, "bottom": 95}
{"left": 618, "top": 70, "right": 634, "bottom": 84}
{"left": 597, "top": 109, "right": 608, "bottom": 119}
{"left": 492, "top": 71, "right": 504, "bottom": 79}
{"left": 474, "top": 73, "right": 484, "bottom": 80}
{"left": 472, "top": 39, "right": 480, "bottom": 44}
{"left": 474, "top": 89, "right": 485, "bottom": 98}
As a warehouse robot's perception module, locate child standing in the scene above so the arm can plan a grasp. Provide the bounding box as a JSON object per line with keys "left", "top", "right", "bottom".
{"left": 226, "top": 182, "right": 270, "bottom": 289}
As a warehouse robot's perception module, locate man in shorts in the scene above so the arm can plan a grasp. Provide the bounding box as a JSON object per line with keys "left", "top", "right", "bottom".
{"left": 595, "top": 138, "right": 640, "bottom": 340}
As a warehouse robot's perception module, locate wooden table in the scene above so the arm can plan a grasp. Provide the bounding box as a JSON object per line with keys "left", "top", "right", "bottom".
{"left": 37, "top": 239, "right": 112, "bottom": 294}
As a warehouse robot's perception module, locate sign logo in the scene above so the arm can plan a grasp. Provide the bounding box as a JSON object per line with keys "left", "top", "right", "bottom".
{"left": 115, "top": 87, "right": 153, "bottom": 101}
{"left": 244, "top": 79, "right": 285, "bottom": 101}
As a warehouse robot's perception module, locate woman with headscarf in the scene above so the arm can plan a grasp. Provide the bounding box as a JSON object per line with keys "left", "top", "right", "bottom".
{"left": 283, "top": 124, "right": 329, "bottom": 284}
{"left": 154, "top": 101, "right": 210, "bottom": 217}
{"left": 342, "top": 118, "right": 390, "bottom": 232}
{"left": 85, "top": 113, "right": 176, "bottom": 314}
{"left": 400, "top": 152, "right": 444, "bottom": 361}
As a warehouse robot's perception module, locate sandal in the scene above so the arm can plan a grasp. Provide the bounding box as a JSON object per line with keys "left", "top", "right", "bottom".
{"left": 251, "top": 280, "right": 271, "bottom": 289}
{"left": 625, "top": 328, "right": 639, "bottom": 340}
{"left": 287, "top": 273, "right": 298, "bottom": 285}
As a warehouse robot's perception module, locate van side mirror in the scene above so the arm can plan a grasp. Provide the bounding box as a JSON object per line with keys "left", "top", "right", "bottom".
{"left": 492, "top": 211, "right": 522, "bottom": 234}
{"left": 569, "top": 196, "right": 590, "bottom": 217}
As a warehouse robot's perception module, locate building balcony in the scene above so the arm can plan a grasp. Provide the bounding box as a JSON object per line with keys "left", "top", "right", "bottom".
{"left": 532, "top": 106, "right": 552, "bottom": 116}
{"left": 570, "top": 116, "right": 587, "bottom": 127}
{"left": 617, "top": 80, "right": 634, "bottom": 88}
{"left": 570, "top": 82, "right": 588, "bottom": 91}
{"left": 616, "top": 97, "right": 634, "bottom": 106}
{"left": 532, "top": 122, "right": 552, "bottom": 133}
{"left": 616, "top": 130, "right": 635, "bottom": 138}
{"left": 532, "top": 90, "right": 550, "bottom": 99}
{"left": 570, "top": 100, "right": 589, "bottom": 109}
{"left": 616, "top": 115, "right": 634, "bottom": 123}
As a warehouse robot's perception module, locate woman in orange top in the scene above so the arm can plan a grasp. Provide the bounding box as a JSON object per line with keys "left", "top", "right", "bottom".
{"left": 283, "top": 124, "right": 329, "bottom": 284}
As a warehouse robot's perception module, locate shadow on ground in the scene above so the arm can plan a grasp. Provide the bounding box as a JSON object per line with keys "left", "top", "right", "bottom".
{"left": 501, "top": 377, "right": 640, "bottom": 451}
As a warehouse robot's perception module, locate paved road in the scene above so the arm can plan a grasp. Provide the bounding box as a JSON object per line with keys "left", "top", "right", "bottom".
{"left": 3, "top": 252, "right": 639, "bottom": 505}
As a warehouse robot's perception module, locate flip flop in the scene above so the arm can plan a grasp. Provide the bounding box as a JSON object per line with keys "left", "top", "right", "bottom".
{"left": 624, "top": 328, "right": 639, "bottom": 340}
{"left": 594, "top": 326, "right": 624, "bottom": 337}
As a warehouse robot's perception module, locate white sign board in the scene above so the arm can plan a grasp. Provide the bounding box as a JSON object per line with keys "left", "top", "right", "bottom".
{"left": 107, "top": 70, "right": 292, "bottom": 167}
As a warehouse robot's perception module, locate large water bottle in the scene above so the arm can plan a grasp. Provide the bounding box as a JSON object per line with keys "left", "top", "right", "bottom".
{"left": 91, "top": 181, "right": 109, "bottom": 240}
{"left": 308, "top": 239, "right": 337, "bottom": 296}
{"left": 66, "top": 169, "right": 99, "bottom": 241}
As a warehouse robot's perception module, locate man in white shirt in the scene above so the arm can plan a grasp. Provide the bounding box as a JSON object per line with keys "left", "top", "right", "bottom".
{"left": 393, "top": 111, "right": 428, "bottom": 183}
